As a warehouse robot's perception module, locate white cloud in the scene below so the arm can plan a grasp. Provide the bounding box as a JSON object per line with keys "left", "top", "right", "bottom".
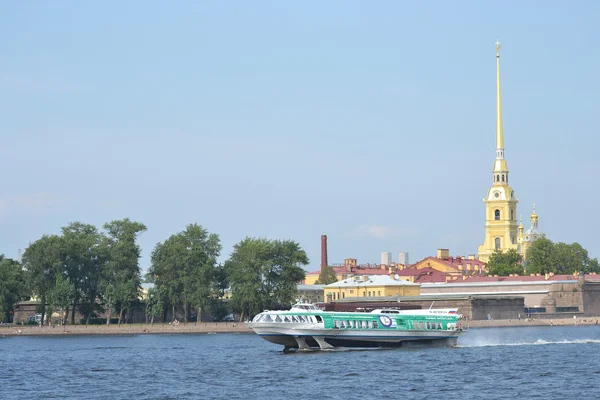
{"left": 0, "top": 192, "right": 68, "bottom": 218}
{"left": 349, "top": 225, "right": 416, "bottom": 239}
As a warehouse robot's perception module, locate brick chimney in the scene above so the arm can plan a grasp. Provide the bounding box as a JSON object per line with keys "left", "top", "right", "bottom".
{"left": 320, "top": 235, "right": 328, "bottom": 274}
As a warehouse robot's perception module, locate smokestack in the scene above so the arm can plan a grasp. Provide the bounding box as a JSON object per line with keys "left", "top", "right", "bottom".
{"left": 321, "top": 235, "right": 328, "bottom": 272}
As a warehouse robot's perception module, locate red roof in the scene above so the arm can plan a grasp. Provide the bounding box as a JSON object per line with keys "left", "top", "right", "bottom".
{"left": 414, "top": 271, "right": 448, "bottom": 283}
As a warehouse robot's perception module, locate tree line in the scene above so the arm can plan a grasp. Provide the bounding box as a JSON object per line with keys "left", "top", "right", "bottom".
{"left": 486, "top": 239, "right": 600, "bottom": 277}
{"left": 0, "top": 220, "right": 308, "bottom": 324}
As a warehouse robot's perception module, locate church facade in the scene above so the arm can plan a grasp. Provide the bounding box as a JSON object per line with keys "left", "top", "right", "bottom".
{"left": 477, "top": 42, "right": 543, "bottom": 263}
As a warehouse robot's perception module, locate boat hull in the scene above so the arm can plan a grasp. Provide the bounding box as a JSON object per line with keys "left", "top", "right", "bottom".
{"left": 250, "top": 323, "right": 461, "bottom": 350}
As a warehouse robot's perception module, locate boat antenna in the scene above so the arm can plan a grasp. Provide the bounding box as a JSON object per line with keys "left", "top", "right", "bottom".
{"left": 429, "top": 301, "right": 435, "bottom": 310}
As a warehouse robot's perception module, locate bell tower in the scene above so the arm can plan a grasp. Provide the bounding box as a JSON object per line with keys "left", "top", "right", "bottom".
{"left": 477, "top": 40, "right": 519, "bottom": 263}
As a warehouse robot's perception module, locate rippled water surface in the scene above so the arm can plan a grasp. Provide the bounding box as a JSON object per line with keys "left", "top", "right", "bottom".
{"left": 2, "top": 326, "right": 600, "bottom": 400}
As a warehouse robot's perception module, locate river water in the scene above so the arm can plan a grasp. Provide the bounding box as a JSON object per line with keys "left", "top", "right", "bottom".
{"left": 1, "top": 326, "right": 599, "bottom": 400}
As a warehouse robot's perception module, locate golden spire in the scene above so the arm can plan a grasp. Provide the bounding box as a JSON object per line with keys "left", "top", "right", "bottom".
{"left": 495, "top": 39, "right": 504, "bottom": 150}
{"left": 492, "top": 39, "right": 508, "bottom": 176}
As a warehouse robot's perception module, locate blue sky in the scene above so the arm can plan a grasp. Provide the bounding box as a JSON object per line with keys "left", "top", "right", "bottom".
{"left": 2, "top": 1, "right": 599, "bottom": 272}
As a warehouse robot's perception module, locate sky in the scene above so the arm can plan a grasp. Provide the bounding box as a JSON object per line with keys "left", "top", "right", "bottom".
{"left": 1, "top": 1, "right": 600, "bottom": 273}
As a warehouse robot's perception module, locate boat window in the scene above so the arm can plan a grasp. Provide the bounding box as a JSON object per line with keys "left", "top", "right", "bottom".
{"left": 264, "top": 315, "right": 272, "bottom": 322}
{"left": 283, "top": 316, "right": 290, "bottom": 323}
{"left": 334, "top": 320, "right": 340, "bottom": 328}
{"left": 291, "top": 315, "right": 298, "bottom": 323}
{"left": 316, "top": 315, "right": 323, "bottom": 323}
{"left": 373, "top": 321, "right": 378, "bottom": 329}
{"left": 275, "top": 315, "right": 282, "bottom": 322}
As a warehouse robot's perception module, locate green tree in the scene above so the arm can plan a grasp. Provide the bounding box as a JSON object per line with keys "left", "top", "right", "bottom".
{"left": 587, "top": 258, "right": 600, "bottom": 274}
{"left": 48, "top": 274, "right": 75, "bottom": 328}
{"left": 226, "top": 238, "right": 308, "bottom": 321}
{"left": 0, "top": 256, "right": 26, "bottom": 322}
{"left": 22, "top": 235, "right": 64, "bottom": 325}
{"left": 102, "top": 219, "right": 147, "bottom": 326}
{"left": 315, "top": 265, "right": 338, "bottom": 284}
{"left": 486, "top": 249, "right": 523, "bottom": 276}
{"left": 61, "top": 222, "right": 107, "bottom": 325}
{"left": 526, "top": 239, "right": 598, "bottom": 275}
{"left": 525, "top": 238, "right": 556, "bottom": 275}
{"left": 145, "top": 286, "right": 165, "bottom": 325}
{"left": 149, "top": 224, "right": 221, "bottom": 323}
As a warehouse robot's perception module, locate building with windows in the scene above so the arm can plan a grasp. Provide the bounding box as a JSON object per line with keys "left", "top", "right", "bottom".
{"left": 324, "top": 274, "right": 420, "bottom": 303}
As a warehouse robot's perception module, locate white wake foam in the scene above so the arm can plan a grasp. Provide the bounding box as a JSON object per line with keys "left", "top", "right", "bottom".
{"left": 459, "top": 338, "right": 600, "bottom": 348}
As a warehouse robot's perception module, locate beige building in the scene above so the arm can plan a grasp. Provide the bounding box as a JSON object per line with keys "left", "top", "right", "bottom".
{"left": 324, "top": 274, "right": 420, "bottom": 303}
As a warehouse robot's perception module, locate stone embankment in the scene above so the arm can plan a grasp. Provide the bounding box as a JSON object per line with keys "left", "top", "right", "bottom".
{"left": 0, "top": 322, "right": 252, "bottom": 336}
{"left": 2, "top": 317, "right": 599, "bottom": 336}
{"left": 469, "top": 316, "right": 600, "bottom": 328}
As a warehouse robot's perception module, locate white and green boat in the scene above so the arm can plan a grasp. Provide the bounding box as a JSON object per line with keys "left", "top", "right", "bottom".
{"left": 249, "top": 303, "right": 468, "bottom": 352}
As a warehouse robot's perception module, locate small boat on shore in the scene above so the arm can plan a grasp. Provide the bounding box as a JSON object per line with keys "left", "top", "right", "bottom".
{"left": 248, "top": 303, "right": 468, "bottom": 352}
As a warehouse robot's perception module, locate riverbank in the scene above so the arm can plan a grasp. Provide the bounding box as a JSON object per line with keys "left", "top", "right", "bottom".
{"left": 2, "top": 316, "right": 598, "bottom": 336}
{"left": 0, "top": 322, "right": 252, "bottom": 336}
{"left": 469, "top": 316, "right": 600, "bottom": 328}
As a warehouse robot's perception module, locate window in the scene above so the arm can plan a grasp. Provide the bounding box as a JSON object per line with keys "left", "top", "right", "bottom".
{"left": 511, "top": 209, "right": 514, "bottom": 221}
{"left": 502, "top": 175, "right": 505, "bottom": 182}
{"left": 495, "top": 237, "right": 501, "bottom": 250}
{"left": 495, "top": 209, "right": 500, "bottom": 220}
{"left": 363, "top": 291, "right": 366, "bottom": 297}
{"left": 378, "top": 291, "right": 381, "bottom": 296}
{"left": 496, "top": 174, "right": 500, "bottom": 182}
{"left": 342, "top": 292, "right": 345, "bottom": 298}
{"left": 368, "top": 291, "right": 371, "bottom": 297}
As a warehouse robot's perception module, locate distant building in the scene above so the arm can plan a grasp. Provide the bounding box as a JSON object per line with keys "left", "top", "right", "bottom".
{"left": 304, "top": 258, "right": 399, "bottom": 285}
{"left": 324, "top": 275, "right": 420, "bottom": 303}
{"left": 381, "top": 252, "right": 392, "bottom": 266}
{"left": 296, "top": 284, "right": 325, "bottom": 304}
{"left": 517, "top": 204, "right": 545, "bottom": 259}
{"left": 398, "top": 252, "right": 409, "bottom": 266}
{"left": 395, "top": 249, "right": 487, "bottom": 284}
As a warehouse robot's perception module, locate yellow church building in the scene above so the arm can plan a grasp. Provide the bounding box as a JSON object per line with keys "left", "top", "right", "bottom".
{"left": 478, "top": 41, "right": 543, "bottom": 263}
